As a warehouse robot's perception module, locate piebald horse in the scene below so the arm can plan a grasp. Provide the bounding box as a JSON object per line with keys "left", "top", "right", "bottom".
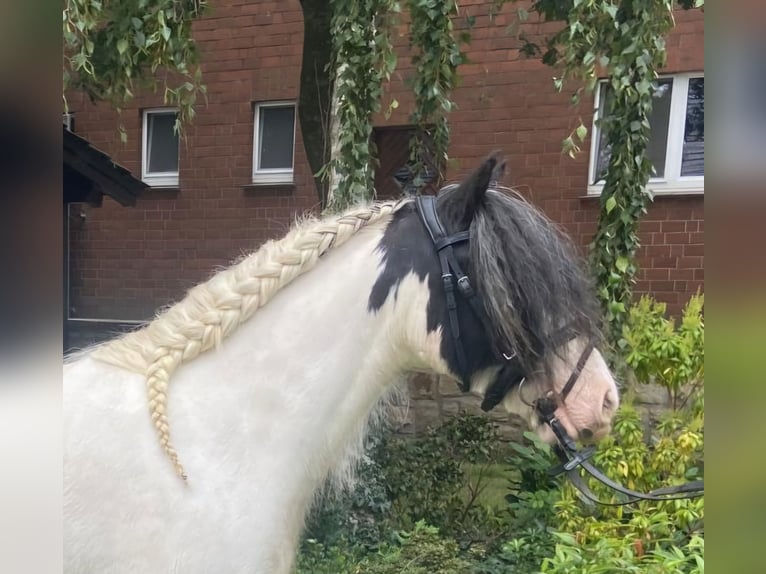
{"left": 63, "top": 155, "right": 619, "bottom": 573}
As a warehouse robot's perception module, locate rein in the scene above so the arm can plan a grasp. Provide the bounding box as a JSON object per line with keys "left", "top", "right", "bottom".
{"left": 414, "top": 193, "right": 704, "bottom": 507}
{"left": 534, "top": 395, "right": 705, "bottom": 507}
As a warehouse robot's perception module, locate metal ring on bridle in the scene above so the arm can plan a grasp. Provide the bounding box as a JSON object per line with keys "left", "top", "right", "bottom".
{"left": 517, "top": 377, "right": 536, "bottom": 408}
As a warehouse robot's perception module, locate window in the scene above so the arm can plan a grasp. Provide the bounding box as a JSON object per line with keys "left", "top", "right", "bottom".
{"left": 588, "top": 73, "right": 704, "bottom": 195}
{"left": 142, "top": 108, "right": 179, "bottom": 187}
{"left": 252, "top": 101, "right": 296, "bottom": 184}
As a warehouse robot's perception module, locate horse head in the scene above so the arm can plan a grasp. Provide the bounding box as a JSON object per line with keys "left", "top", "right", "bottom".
{"left": 371, "top": 153, "right": 619, "bottom": 446}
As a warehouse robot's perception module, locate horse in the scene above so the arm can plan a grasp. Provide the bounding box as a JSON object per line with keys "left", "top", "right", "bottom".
{"left": 63, "top": 154, "right": 619, "bottom": 573}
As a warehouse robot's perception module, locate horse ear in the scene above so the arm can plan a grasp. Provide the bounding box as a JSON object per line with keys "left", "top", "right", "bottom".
{"left": 440, "top": 152, "right": 501, "bottom": 229}
{"left": 491, "top": 157, "right": 507, "bottom": 185}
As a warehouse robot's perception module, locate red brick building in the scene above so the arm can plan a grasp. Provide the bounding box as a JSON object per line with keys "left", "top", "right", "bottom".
{"left": 64, "top": 1, "right": 704, "bottom": 347}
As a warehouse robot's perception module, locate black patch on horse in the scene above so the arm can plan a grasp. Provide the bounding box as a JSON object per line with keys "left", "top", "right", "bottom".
{"left": 368, "top": 201, "right": 497, "bottom": 380}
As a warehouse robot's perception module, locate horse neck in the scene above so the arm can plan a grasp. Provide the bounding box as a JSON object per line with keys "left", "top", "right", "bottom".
{"left": 169, "top": 226, "right": 422, "bottom": 557}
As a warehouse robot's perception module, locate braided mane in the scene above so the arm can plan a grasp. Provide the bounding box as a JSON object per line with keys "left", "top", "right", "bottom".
{"left": 91, "top": 201, "right": 400, "bottom": 480}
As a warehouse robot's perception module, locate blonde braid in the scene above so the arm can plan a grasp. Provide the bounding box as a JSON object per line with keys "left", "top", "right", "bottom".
{"left": 92, "top": 202, "right": 398, "bottom": 480}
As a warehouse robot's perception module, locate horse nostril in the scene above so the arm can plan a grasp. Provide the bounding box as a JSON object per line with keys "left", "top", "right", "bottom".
{"left": 579, "top": 428, "right": 594, "bottom": 440}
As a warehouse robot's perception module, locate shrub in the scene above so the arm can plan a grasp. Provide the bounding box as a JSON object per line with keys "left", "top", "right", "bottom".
{"left": 295, "top": 538, "right": 360, "bottom": 574}
{"left": 541, "top": 401, "right": 704, "bottom": 573}
{"left": 359, "top": 521, "right": 474, "bottom": 574}
{"left": 302, "top": 432, "right": 392, "bottom": 550}
{"left": 380, "top": 413, "right": 507, "bottom": 545}
{"left": 622, "top": 292, "right": 704, "bottom": 409}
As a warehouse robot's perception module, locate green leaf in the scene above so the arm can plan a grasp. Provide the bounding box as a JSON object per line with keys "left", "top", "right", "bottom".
{"left": 605, "top": 196, "right": 617, "bottom": 213}
{"left": 575, "top": 124, "right": 587, "bottom": 141}
{"left": 616, "top": 256, "right": 629, "bottom": 273}
{"left": 116, "top": 38, "right": 128, "bottom": 55}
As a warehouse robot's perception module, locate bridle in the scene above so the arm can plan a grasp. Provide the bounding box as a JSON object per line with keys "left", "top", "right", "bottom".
{"left": 414, "top": 193, "right": 704, "bottom": 506}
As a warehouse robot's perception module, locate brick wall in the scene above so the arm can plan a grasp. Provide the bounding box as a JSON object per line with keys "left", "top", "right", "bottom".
{"left": 66, "top": 0, "right": 703, "bottom": 322}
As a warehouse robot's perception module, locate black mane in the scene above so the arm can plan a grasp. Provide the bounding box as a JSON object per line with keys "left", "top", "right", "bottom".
{"left": 464, "top": 187, "right": 601, "bottom": 374}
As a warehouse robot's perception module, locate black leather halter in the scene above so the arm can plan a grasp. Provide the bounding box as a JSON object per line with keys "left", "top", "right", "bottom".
{"left": 414, "top": 193, "right": 704, "bottom": 506}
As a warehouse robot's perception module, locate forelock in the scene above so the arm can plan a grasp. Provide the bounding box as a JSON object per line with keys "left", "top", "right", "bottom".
{"left": 468, "top": 189, "right": 602, "bottom": 373}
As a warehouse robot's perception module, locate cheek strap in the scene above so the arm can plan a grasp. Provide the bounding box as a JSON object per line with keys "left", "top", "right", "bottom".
{"left": 559, "top": 341, "right": 596, "bottom": 402}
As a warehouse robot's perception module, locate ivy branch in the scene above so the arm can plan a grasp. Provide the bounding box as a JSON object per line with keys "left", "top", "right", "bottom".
{"left": 324, "top": 0, "right": 399, "bottom": 212}
{"left": 516, "top": 0, "right": 704, "bottom": 348}
{"left": 63, "top": 0, "right": 207, "bottom": 141}
{"left": 325, "top": 0, "right": 469, "bottom": 211}
{"left": 407, "top": 0, "right": 466, "bottom": 188}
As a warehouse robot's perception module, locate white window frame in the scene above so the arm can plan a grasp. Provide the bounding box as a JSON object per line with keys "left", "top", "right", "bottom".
{"left": 588, "top": 72, "right": 704, "bottom": 196}
{"left": 252, "top": 101, "right": 296, "bottom": 185}
{"left": 142, "top": 108, "right": 180, "bottom": 187}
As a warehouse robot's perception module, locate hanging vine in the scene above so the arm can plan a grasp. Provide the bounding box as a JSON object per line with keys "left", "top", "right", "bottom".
{"left": 518, "top": 0, "right": 704, "bottom": 348}
{"left": 63, "top": 0, "right": 207, "bottom": 140}
{"left": 323, "top": 0, "right": 468, "bottom": 211}
{"left": 323, "top": 0, "right": 399, "bottom": 212}
{"left": 407, "top": 0, "right": 465, "bottom": 189}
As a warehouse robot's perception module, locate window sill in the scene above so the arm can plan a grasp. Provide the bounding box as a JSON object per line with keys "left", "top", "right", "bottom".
{"left": 584, "top": 184, "right": 704, "bottom": 199}
{"left": 251, "top": 171, "right": 294, "bottom": 186}
{"left": 142, "top": 177, "right": 179, "bottom": 189}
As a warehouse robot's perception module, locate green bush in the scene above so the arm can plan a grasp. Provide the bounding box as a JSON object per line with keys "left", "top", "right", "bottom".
{"left": 622, "top": 292, "right": 704, "bottom": 409}
{"left": 541, "top": 402, "right": 704, "bottom": 573}
{"left": 302, "top": 432, "right": 392, "bottom": 550}
{"left": 297, "top": 414, "right": 514, "bottom": 571}
{"left": 359, "top": 521, "right": 474, "bottom": 574}
{"left": 296, "top": 538, "right": 361, "bottom": 574}
{"left": 380, "top": 413, "right": 507, "bottom": 545}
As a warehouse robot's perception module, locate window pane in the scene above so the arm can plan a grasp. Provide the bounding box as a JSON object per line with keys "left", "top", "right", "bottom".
{"left": 258, "top": 106, "right": 295, "bottom": 170}
{"left": 147, "top": 113, "right": 179, "bottom": 174}
{"left": 594, "top": 84, "right": 613, "bottom": 182}
{"left": 594, "top": 80, "right": 673, "bottom": 182}
{"left": 646, "top": 81, "right": 672, "bottom": 177}
{"left": 681, "top": 77, "right": 704, "bottom": 176}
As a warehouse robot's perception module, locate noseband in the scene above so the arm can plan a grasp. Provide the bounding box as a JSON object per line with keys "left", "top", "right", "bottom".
{"left": 415, "top": 194, "right": 704, "bottom": 506}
